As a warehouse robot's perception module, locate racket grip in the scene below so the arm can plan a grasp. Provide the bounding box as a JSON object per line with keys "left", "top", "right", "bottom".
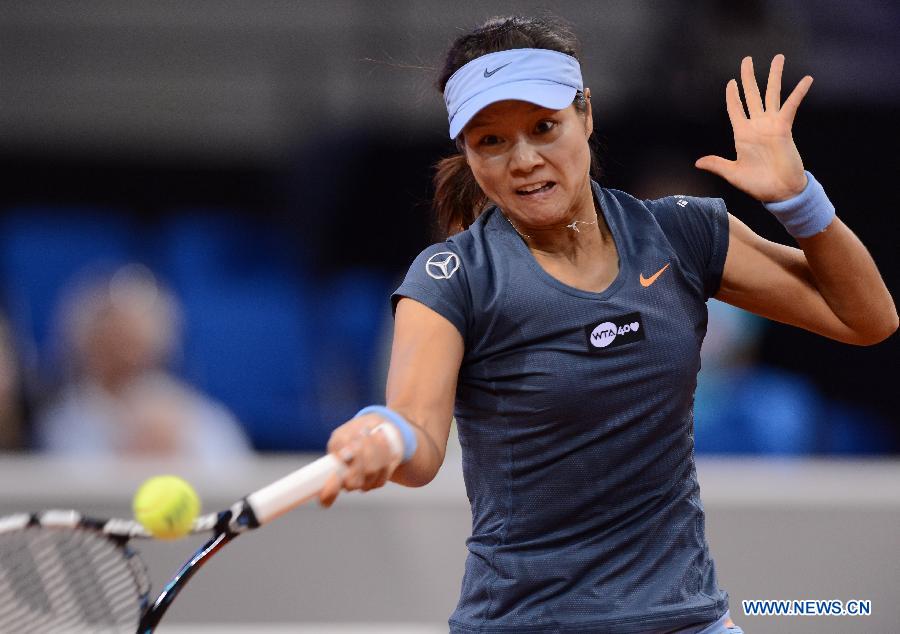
{"left": 246, "top": 454, "right": 347, "bottom": 525}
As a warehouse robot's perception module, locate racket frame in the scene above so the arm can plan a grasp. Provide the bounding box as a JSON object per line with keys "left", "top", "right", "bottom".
{"left": 0, "top": 453, "right": 346, "bottom": 634}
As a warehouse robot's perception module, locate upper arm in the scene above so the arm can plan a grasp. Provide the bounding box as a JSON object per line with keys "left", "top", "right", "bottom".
{"left": 714, "top": 213, "right": 860, "bottom": 342}
{"left": 386, "top": 297, "right": 464, "bottom": 484}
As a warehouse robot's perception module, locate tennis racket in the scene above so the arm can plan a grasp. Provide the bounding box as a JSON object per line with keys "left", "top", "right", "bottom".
{"left": 0, "top": 453, "right": 346, "bottom": 633}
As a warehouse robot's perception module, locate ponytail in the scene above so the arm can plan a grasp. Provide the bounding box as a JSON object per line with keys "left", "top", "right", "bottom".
{"left": 432, "top": 153, "right": 489, "bottom": 238}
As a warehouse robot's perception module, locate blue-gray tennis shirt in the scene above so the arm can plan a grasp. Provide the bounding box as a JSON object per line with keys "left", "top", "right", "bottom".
{"left": 392, "top": 182, "right": 731, "bottom": 633}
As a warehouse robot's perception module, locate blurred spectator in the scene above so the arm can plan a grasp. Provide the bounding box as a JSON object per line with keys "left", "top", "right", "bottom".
{"left": 35, "top": 264, "right": 251, "bottom": 461}
{"left": 694, "top": 300, "right": 891, "bottom": 454}
{"left": 695, "top": 300, "right": 818, "bottom": 453}
{"left": 0, "top": 315, "right": 29, "bottom": 450}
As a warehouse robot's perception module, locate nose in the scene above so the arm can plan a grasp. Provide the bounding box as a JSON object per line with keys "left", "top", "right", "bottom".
{"left": 508, "top": 135, "right": 543, "bottom": 174}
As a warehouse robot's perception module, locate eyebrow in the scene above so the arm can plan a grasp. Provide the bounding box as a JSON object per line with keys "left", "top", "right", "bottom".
{"left": 467, "top": 103, "right": 546, "bottom": 130}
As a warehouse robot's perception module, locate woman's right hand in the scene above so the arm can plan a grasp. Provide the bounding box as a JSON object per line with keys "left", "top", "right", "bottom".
{"left": 318, "top": 413, "right": 404, "bottom": 508}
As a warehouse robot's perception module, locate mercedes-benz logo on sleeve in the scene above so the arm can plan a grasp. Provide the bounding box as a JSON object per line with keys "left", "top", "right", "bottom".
{"left": 425, "top": 252, "right": 461, "bottom": 280}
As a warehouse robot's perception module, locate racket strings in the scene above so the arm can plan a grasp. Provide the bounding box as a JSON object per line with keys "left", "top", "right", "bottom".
{"left": 0, "top": 526, "right": 150, "bottom": 633}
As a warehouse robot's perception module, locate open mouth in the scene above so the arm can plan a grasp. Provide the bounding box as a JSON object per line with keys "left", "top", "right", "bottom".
{"left": 516, "top": 181, "right": 556, "bottom": 196}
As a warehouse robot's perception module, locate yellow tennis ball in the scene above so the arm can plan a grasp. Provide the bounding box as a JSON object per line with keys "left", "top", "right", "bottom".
{"left": 133, "top": 475, "right": 201, "bottom": 539}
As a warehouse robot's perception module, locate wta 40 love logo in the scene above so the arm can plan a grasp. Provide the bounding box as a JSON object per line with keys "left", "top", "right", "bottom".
{"left": 591, "top": 321, "right": 640, "bottom": 347}
{"left": 584, "top": 312, "right": 646, "bottom": 350}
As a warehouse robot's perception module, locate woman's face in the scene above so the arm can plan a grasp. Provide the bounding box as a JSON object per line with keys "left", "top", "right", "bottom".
{"left": 461, "top": 97, "right": 594, "bottom": 230}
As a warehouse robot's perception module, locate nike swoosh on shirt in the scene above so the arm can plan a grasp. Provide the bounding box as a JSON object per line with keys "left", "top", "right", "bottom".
{"left": 639, "top": 263, "right": 670, "bottom": 287}
{"left": 483, "top": 63, "right": 511, "bottom": 78}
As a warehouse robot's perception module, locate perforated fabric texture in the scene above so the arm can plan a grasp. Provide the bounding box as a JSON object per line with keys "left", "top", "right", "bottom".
{"left": 393, "top": 183, "right": 730, "bottom": 633}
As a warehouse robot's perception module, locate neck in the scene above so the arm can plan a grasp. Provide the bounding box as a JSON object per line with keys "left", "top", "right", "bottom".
{"left": 504, "top": 190, "right": 610, "bottom": 260}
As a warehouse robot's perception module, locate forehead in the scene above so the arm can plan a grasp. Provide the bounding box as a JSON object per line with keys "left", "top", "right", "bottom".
{"left": 465, "top": 100, "right": 560, "bottom": 129}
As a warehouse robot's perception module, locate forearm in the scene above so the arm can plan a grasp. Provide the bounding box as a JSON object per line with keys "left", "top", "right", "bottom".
{"left": 388, "top": 417, "right": 446, "bottom": 487}
{"left": 381, "top": 299, "right": 462, "bottom": 488}
{"left": 797, "top": 216, "right": 897, "bottom": 344}
{"left": 699, "top": 55, "right": 897, "bottom": 345}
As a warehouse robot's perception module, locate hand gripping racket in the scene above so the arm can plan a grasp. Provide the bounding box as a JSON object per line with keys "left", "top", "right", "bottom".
{"left": 0, "top": 454, "right": 346, "bottom": 633}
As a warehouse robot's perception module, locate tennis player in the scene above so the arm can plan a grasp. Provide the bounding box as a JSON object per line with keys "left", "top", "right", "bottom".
{"left": 319, "top": 16, "right": 897, "bottom": 634}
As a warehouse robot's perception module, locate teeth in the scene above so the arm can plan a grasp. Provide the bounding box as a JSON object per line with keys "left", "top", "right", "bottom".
{"left": 518, "top": 182, "right": 549, "bottom": 193}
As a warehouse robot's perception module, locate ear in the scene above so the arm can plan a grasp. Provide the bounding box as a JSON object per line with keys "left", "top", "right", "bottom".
{"left": 583, "top": 88, "right": 594, "bottom": 137}
{"left": 455, "top": 135, "right": 469, "bottom": 161}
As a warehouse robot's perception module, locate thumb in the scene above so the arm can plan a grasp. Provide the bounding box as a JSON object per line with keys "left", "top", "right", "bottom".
{"left": 694, "top": 155, "right": 736, "bottom": 180}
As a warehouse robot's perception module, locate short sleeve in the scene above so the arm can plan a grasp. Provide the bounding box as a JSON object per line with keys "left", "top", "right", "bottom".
{"left": 391, "top": 242, "right": 471, "bottom": 338}
{"left": 646, "top": 195, "right": 730, "bottom": 299}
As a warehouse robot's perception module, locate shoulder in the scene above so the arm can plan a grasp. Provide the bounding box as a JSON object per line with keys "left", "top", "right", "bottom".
{"left": 597, "top": 182, "right": 725, "bottom": 219}
{"left": 447, "top": 207, "right": 501, "bottom": 254}
{"left": 643, "top": 194, "right": 729, "bottom": 256}
{"left": 643, "top": 193, "right": 728, "bottom": 227}
{"left": 393, "top": 238, "right": 472, "bottom": 339}
{"left": 393, "top": 209, "right": 505, "bottom": 338}
{"left": 594, "top": 185, "right": 680, "bottom": 231}
{"left": 590, "top": 182, "right": 729, "bottom": 240}
{"left": 639, "top": 193, "right": 730, "bottom": 298}
{"left": 405, "top": 241, "right": 467, "bottom": 286}
{"left": 409, "top": 207, "right": 501, "bottom": 276}
{"left": 605, "top": 185, "right": 728, "bottom": 248}
{"left": 601, "top": 186, "right": 649, "bottom": 209}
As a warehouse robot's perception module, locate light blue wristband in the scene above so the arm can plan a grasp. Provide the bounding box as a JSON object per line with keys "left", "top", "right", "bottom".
{"left": 763, "top": 170, "right": 835, "bottom": 239}
{"left": 355, "top": 405, "right": 418, "bottom": 463}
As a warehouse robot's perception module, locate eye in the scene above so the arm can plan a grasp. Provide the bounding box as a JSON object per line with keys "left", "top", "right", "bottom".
{"left": 478, "top": 134, "right": 501, "bottom": 147}
{"left": 535, "top": 119, "right": 557, "bottom": 134}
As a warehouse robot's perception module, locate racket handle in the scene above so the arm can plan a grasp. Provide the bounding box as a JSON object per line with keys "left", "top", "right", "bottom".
{"left": 246, "top": 454, "right": 346, "bottom": 525}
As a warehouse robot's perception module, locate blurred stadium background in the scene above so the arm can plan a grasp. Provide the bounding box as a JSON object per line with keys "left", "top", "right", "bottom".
{"left": 0, "top": 1, "right": 897, "bottom": 632}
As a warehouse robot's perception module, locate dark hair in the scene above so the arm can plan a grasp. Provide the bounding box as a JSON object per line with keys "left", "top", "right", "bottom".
{"left": 433, "top": 15, "right": 601, "bottom": 237}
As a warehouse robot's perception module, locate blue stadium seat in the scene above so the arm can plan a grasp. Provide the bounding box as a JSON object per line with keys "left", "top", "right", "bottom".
{"left": 178, "top": 277, "right": 322, "bottom": 451}
{"left": 312, "top": 270, "right": 393, "bottom": 426}
{"left": 0, "top": 208, "right": 135, "bottom": 365}
{"left": 156, "top": 209, "right": 325, "bottom": 449}
{"left": 155, "top": 210, "right": 297, "bottom": 293}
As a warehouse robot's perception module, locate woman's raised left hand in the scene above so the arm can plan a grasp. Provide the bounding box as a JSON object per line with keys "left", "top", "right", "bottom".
{"left": 695, "top": 55, "right": 814, "bottom": 203}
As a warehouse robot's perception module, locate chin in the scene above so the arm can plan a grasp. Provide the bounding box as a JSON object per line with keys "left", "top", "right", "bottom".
{"left": 507, "top": 198, "right": 574, "bottom": 226}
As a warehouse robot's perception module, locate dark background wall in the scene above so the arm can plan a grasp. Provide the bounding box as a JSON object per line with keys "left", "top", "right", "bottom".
{"left": 1, "top": 0, "right": 896, "bottom": 450}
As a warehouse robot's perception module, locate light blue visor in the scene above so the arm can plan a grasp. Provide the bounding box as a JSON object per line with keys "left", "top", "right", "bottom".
{"left": 444, "top": 48, "right": 583, "bottom": 139}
